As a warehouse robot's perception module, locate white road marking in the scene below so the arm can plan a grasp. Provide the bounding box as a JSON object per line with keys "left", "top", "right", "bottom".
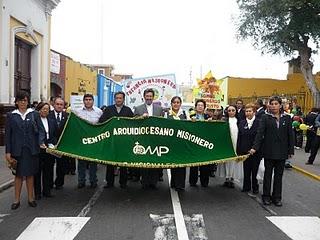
{"left": 77, "top": 185, "right": 104, "bottom": 217}
{"left": 16, "top": 217, "right": 90, "bottom": 240}
{"left": 150, "top": 214, "right": 208, "bottom": 240}
{"left": 267, "top": 216, "right": 320, "bottom": 240}
{"left": 150, "top": 214, "right": 177, "bottom": 240}
{"left": 185, "top": 214, "right": 208, "bottom": 240}
{"left": 167, "top": 169, "right": 189, "bottom": 240}
{"left": 0, "top": 213, "right": 9, "bottom": 224}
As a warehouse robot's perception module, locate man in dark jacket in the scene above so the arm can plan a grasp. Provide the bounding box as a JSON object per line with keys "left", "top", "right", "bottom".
{"left": 48, "top": 97, "right": 69, "bottom": 189}
{"left": 99, "top": 91, "right": 134, "bottom": 188}
{"left": 304, "top": 108, "right": 319, "bottom": 153}
{"left": 250, "top": 96, "right": 294, "bottom": 207}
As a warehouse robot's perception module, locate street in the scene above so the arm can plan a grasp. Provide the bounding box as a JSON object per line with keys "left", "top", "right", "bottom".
{"left": 0, "top": 148, "right": 319, "bottom": 240}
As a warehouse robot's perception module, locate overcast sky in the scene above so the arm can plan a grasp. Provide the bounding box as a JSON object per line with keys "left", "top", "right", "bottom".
{"left": 51, "top": 0, "right": 320, "bottom": 85}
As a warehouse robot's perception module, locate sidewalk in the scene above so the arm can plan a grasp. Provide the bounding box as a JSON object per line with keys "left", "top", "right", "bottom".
{"left": 0, "top": 146, "right": 14, "bottom": 191}
{"left": 289, "top": 148, "right": 320, "bottom": 180}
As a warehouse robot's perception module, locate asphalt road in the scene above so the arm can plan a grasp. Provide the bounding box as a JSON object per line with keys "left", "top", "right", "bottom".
{"left": 0, "top": 162, "right": 319, "bottom": 240}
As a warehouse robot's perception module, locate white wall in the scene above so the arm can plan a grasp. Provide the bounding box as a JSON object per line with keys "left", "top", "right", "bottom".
{"left": 0, "top": 0, "right": 58, "bottom": 104}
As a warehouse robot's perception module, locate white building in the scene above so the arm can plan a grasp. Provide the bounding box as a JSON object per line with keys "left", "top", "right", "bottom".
{"left": 0, "top": 0, "right": 60, "bottom": 105}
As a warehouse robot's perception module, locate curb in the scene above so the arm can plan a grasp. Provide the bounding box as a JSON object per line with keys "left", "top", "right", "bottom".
{"left": 0, "top": 179, "right": 14, "bottom": 192}
{"left": 292, "top": 165, "right": 320, "bottom": 182}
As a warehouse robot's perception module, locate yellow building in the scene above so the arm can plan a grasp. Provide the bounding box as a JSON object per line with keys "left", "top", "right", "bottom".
{"left": 64, "top": 58, "right": 98, "bottom": 103}
{"left": 227, "top": 71, "right": 320, "bottom": 112}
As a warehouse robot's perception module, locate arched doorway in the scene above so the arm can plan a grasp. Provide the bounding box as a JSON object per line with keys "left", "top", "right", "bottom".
{"left": 50, "top": 82, "right": 62, "bottom": 98}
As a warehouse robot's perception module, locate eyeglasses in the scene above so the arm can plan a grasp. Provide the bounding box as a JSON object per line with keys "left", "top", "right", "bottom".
{"left": 228, "top": 109, "right": 236, "bottom": 112}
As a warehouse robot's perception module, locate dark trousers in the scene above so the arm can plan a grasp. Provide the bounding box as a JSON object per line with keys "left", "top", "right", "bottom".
{"left": 106, "top": 165, "right": 127, "bottom": 186}
{"left": 170, "top": 168, "right": 186, "bottom": 189}
{"left": 243, "top": 155, "right": 261, "bottom": 191}
{"left": 294, "top": 129, "right": 303, "bottom": 148}
{"left": 308, "top": 136, "right": 320, "bottom": 163}
{"left": 263, "top": 159, "right": 285, "bottom": 201}
{"left": 66, "top": 157, "right": 76, "bottom": 173}
{"left": 305, "top": 130, "right": 316, "bottom": 153}
{"left": 189, "top": 165, "right": 210, "bottom": 186}
{"left": 54, "top": 156, "right": 67, "bottom": 187}
{"left": 141, "top": 168, "right": 158, "bottom": 186}
{"left": 34, "top": 151, "right": 54, "bottom": 196}
{"left": 130, "top": 168, "right": 141, "bottom": 180}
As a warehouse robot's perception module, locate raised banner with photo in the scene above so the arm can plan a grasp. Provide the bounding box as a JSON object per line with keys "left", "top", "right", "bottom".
{"left": 47, "top": 112, "right": 247, "bottom": 168}
{"left": 193, "top": 71, "right": 228, "bottom": 109}
{"left": 123, "top": 74, "right": 178, "bottom": 110}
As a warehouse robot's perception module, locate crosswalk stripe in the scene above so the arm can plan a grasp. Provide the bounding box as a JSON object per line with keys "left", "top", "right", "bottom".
{"left": 16, "top": 217, "right": 90, "bottom": 240}
{"left": 267, "top": 216, "right": 320, "bottom": 240}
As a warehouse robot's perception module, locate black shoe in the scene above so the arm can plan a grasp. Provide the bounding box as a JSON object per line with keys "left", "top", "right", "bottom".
{"left": 159, "top": 176, "right": 164, "bottom": 182}
{"left": 190, "top": 183, "right": 197, "bottom": 187}
{"left": 306, "top": 162, "right": 313, "bottom": 165}
{"left": 201, "top": 184, "right": 208, "bottom": 188}
{"left": 55, "top": 185, "right": 63, "bottom": 190}
{"left": 263, "top": 199, "right": 271, "bottom": 205}
{"left": 273, "top": 200, "right": 283, "bottom": 207}
{"left": 28, "top": 201, "right": 37, "bottom": 208}
{"left": 252, "top": 189, "right": 259, "bottom": 194}
{"left": 90, "top": 183, "right": 97, "bottom": 188}
{"left": 175, "top": 187, "right": 184, "bottom": 192}
{"left": 103, "top": 183, "right": 113, "bottom": 188}
{"left": 222, "top": 181, "right": 229, "bottom": 187}
{"left": 285, "top": 163, "right": 292, "bottom": 169}
{"left": 35, "top": 195, "right": 41, "bottom": 200}
{"left": 120, "top": 184, "right": 127, "bottom": 189}
{"left": 78, "top": 183, "right": 85, "bottom": 189}
{"left": 11, "top": 202, "right": 20, "bottom": 210}
{"left": 228, "top": 182, "right": 235, "bottom": 188}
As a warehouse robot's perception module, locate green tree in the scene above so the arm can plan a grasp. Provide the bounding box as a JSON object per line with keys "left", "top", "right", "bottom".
{"left": 236, "top": 0, "right": 320, "bottom": 107}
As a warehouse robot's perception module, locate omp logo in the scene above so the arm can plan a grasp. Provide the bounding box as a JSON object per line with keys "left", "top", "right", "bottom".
{"left": 133, "top": 142, "right": 169, "bottom": 157}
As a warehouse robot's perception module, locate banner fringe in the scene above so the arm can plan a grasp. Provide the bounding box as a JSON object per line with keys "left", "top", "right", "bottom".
{"left": 46, "top": 148, "right": 249, "bottom": 169}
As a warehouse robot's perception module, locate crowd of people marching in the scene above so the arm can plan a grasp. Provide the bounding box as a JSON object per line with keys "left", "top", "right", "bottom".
{"left": 4, "top": 89, "right": 320, "bottom": 210}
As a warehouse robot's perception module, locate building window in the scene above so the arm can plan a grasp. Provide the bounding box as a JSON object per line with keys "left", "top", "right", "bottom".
{"left": 98, "top": 68, "right": 105, "bottom": 75}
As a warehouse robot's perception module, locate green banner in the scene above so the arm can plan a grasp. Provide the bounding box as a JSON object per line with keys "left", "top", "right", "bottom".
{"left": 47, "top": 112, "right": 247, "bottom": 168}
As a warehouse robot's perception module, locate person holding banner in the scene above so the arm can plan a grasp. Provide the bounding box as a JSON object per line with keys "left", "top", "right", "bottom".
{"left": 250, "top": 96, "right": 294, "bottom": 206}
{"left": 237, "top": 103, "right": 261, "bottom": 194}
{"left": 189, "top": 99, "right": 211, "bottom": 187}
{"left": 167, "top": 96, "right": 188, "bottom": 191}
{"left": 217, "top": 105, "right": 243, "bottom": 188}
{"left": 75, "top": 94, "right": 102, "bottom": 189}
{"left": 99, "top": 91, "right": 134, "bottom": 188}
{"left": 134, "top": 88, "right": 164, "bottom": 189}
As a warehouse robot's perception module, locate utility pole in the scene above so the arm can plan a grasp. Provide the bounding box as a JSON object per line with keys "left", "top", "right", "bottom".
{"left": 189, "top": 67, "right": 192, "bottom": 87}
{"left": 100, "top": 0, "right": 104, "bottom": 63}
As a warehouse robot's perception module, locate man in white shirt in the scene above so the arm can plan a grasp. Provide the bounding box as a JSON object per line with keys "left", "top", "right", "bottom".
{"left": 75, "top": 94, "right": 102, "bottom": 188}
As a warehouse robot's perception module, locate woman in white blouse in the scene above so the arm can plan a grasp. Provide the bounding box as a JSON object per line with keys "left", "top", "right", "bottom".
{"left": 34, "top": 102, "right": 57, "bottom": 199}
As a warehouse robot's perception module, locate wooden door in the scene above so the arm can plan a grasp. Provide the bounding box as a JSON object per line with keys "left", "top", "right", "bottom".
{"left": 14, "top": 38, "right": 32, "bottom": 96}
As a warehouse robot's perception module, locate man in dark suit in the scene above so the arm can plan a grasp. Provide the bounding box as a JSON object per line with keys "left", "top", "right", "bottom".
{"left": 48, "top": 97, "right": 69, "bottom": 189}
{"left": 250, "top": 96, "right": 294, "bottom": 207}
{"left": 255, "top": 99, "right": 265, "bottom": 120}
{"left": 304, "top": 108, "right": 319, "bottom": 153}
{"left": 134, "top": 88, "right": 164, "bottom": 189}
{"left": 236, "top": 99, "right": 246, "bottom": 121}
{"left": 99, "top": 91, "right": 134, "bottom": 188}
{"left": 307, "top": 112, "right": 320, "bottom": 164}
